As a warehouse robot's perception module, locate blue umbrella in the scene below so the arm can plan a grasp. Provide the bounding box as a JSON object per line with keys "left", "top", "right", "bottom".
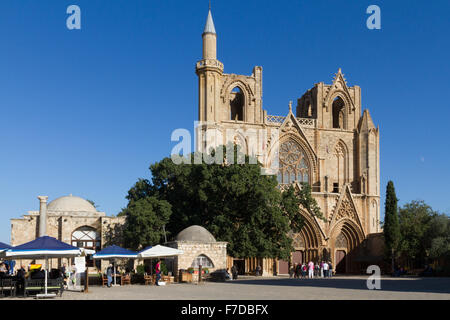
{"left": 0, "top": 236, "right": 81, "bottom": 298}
{"left": 93, "top": 245, "right": 137, "bottom": 286}
{"left": 0, "top": 242, "right": 12, "bottom": 252}
{"left": 93, "top": 245, "right": 137, "bottom": 259}
{"left": 0, "top": 236, "right": 81, "bottom": 259}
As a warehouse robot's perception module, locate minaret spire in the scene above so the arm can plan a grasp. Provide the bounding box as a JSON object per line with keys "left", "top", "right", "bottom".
{"left": 203, "top": 6, "right": 216, "bottom": 34}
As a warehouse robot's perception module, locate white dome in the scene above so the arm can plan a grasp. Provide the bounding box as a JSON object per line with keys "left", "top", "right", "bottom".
{"left": 47, "top": 195, "right": 97, "bottom": 212}
{"left": 176, "top": 225, "right": 216, "bottom": 242}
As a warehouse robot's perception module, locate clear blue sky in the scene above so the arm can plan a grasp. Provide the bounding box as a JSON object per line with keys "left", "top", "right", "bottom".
{"left": 0, "top": 0, "right": 449, "bottom": 244}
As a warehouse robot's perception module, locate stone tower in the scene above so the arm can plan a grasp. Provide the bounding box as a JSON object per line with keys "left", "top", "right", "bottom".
{"left": 196, "top": 9, "right": 264, "bottom": 127}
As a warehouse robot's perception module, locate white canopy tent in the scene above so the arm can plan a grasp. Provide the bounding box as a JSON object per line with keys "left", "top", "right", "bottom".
{"left": 137, "top": 245, "right": 184, "bottom": 259}
{"left": 137, "top": 245, "right": 184, "bottom": 278}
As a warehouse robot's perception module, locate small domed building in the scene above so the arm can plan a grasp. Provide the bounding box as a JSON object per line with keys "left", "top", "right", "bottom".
{"left": 165, "top": 225, "right": 227, "bottom": 274}
{"left": 10, "top": 194, "right": 125, "bottom": 271}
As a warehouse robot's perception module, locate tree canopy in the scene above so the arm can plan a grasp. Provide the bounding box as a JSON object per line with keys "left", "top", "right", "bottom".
{"left": 122, "top": 196, "right": 171, "bottom": 251}
{"left": 122, "top": 144, "right": 323, "bottom": 260}
{"left": 398, "top": 200, "right": 450, "bottom": 270}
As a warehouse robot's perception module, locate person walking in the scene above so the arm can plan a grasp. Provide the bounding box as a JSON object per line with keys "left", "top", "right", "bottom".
{"left": 106, "top": 264, "right": 113, "bottom": 288}
{"left": 295, "top": 263, "right": 301, "bottom": 279}
{"left": 308, "top": 261, "right": 314, "bottom": 279}
{"left": 328, "top": 261, "right": 333, "bottom": 278}
{"left": 155, "top": 260, "right": 162, "bottom": 286}
{"left": 320, "top": 261, "right": 324, "bottom": 278}
{"left": 301, "top": 263, "right": 307, "bottom": 279}
{"left": 289, "top": 264, "right": 295, "bottom": 279}
{"left": 255, "top": 265, "right": 261, "bottom": 276}
{"left": 231, "top": 265, "right": 238, "bottom": 280}
{"left": 314, "top": 262, "right": 319, "bottom": 278}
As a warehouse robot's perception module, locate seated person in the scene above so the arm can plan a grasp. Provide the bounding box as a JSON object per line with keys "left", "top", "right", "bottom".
{"left": 30, "top": 268, "right": 45, "bottom": 280}
{"left": 0, "top": 263, "right": 7, "bottom": 277}
{"left": 49, "top": 268, "right": 62, "bottom": 279}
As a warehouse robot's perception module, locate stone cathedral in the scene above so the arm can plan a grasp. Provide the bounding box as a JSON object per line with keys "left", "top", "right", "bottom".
{"left": 196, "top": 9, "right": 383, "bottom": 275}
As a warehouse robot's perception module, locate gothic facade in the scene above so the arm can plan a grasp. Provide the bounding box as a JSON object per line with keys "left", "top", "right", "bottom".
{"left": 196, "top": 9, "right": 382, "bottom": 274}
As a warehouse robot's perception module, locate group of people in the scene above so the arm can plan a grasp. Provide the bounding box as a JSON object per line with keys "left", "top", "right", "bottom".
{"left": 105, "top": 259, "right": 163, "bottom": 287}
{"left": 0, "top": 262, "right": 15, "bottom": 276}
{"left": 0, "top": 263, "right": 67, "bottom": 295}
{"left": 289, "top": 261, "right": 333, "bottom": 279}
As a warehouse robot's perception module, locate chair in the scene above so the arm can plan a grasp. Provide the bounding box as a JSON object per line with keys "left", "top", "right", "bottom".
{"left": 144, "top": 274, "right": 153, "bottom": 285}
{"left": 121, "top": 274, "right": 131, "bottom": 286}
{"left": 102, "top": 274, "right": 108, "bottom": 287}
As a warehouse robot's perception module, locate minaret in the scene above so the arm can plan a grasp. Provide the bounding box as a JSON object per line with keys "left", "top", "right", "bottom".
{"left": 196, "top": 8, "right": 224, "bottom": 125}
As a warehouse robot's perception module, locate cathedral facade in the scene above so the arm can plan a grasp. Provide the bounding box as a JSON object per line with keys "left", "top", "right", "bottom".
{"left": 196, "top": 10, "right": 382, "bottom": 274}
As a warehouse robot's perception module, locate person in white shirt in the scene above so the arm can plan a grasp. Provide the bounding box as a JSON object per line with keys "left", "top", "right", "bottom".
{"left": 308, "top": 261, "right": 314, "bottom": 278}
{"left": 323, "top": 262, "right": 329, "bottom": 277}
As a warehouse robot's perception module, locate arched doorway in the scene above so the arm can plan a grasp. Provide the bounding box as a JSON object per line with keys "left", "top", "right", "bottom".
{"left": 290, "top": 211, "right": 322, "bottom": 264}
{"left": 71, "top": 226, "right": 101, "bottom": 267}
{"left": 331, "top": 219, "right": 364, "bottom": 274}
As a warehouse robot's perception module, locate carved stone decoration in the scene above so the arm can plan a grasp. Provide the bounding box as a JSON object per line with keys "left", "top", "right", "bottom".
{"left": 292, "top": 233, "right": 305, "bottom": 248}
{"left": 334, "top": 142, "right": 345, "bottom": 157}
{"left": 331, "top": 190, "right": 358, "bottom": 224}
{"left": 335, "top": 232, "right": 347, "bottom": 248}
{"left": 336, "top": 198, "right": 356, "bottom": 221}
{"left": 281, "top": 117, "right": 298, "bottom": 134}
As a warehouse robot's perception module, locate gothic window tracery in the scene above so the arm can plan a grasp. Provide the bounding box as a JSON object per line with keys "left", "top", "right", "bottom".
{"left": 335, "top": 232, "right": 347, "bottom": 248}
{"left": 277, "top": 140, "right": 310, "bottom": 184}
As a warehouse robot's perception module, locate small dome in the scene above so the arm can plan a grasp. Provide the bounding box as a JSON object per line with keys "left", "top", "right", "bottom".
{"left": 47, "top": 195, "right": 97, "bottom": 212}
{"left": 176, "top": 225, "right": 216, "bottom": 242}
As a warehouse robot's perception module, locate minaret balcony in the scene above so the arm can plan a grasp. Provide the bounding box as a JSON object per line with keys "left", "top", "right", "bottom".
{"left": 196, "top": 59, "right": 224, "bottom": 72}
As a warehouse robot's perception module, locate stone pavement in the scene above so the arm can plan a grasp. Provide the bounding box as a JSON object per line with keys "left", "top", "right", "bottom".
{"left": 6, "top": 275, "right": 450, "bottom": 300}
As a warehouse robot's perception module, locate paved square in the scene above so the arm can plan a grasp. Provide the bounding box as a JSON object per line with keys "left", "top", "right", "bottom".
{"left": 7, "top": 276, "right": 450, "bottom": 300}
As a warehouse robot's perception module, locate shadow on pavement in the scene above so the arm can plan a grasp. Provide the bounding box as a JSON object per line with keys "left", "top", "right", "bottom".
{"left": 221, "top": 276, "right": 450, "bottom": 294}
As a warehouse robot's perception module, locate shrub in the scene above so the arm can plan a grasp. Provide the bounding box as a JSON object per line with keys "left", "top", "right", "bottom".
{"left": 136, "top": 264, "right": 146, "bottom": 275}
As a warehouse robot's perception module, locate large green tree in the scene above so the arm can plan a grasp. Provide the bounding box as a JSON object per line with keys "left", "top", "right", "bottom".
{"left": 125, "top": 144, "right": 323, "bottom": 260}
{"left": 398, "top": 200, "right": 435, "bottom": 267}
{"left": 383, "top": 181, "right": 400, "bottom": 267}
{"left": 122, "top": 196, "right": 171, "bottom": 250}
{"left": 428, "top": 214, "right": 450, "bottom": 262}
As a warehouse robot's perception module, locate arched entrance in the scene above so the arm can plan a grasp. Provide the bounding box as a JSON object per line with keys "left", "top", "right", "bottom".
{"left": 331, "top": 219, "right": 364, "bottom": 274}
{"left": 71, "top": 226, "right": 101, "bottom": 267}
{"left": 290, "top": 211, "right": 322, "bottom": 265}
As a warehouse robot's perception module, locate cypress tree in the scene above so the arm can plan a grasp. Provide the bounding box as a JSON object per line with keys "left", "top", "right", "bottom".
{"left": 383, "top": 180, "right": 400, "bottom": 271}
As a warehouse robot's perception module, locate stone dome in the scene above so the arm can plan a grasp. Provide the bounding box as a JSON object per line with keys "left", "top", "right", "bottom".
{"left": 175, "top": 225, "right": 216, "bottom": 242}
{"left": 47, "top": 195, "right": 97, "bottom": 212}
